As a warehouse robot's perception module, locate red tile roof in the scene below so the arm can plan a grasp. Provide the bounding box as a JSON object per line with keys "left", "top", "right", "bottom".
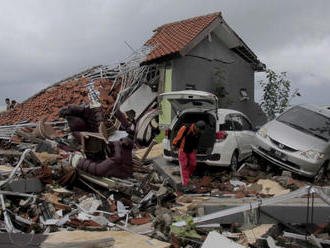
{"left": 144, "top": 12, "right": 221, "bottom": 63}
{"left": 0, "top": 78, "right": 119, "bottom": 126}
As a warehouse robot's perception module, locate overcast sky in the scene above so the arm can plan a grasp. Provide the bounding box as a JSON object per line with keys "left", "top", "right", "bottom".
{"left": 1, "top": 0, "right": 329, "bottom": 109}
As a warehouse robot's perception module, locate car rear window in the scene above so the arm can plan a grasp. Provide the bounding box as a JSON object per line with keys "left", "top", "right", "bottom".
{"left": 277, "top": 106, "right": 330, "bottom": 142}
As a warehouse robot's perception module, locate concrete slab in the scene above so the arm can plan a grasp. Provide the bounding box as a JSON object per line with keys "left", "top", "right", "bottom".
{"left": 196, "top": 197, "right": 330, "bottom": 225}
{"left": 152, "top": 157, "right": 182, "bottom": 191}
{"left": 201, "top": 231, "right": 246, "bottom": 248}
{"left": 6, "top": 178, "right": 44, "bottom": 193}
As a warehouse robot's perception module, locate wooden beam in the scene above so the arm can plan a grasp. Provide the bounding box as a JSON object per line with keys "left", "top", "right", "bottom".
{"left": 16, "top": 130, "right": 49, "bottom": 145}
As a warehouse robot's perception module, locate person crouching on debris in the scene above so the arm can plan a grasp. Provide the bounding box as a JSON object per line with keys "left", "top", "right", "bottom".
{"left": 70, "top": 135, "right": 134, "bottom": 178}
{"left": 173, "top": 120, "right": 206, "bottom": 188}
{"left": 10, "top": 100, "right": 17, "bottom": 109}
{"left": 5, "top": 98, "right": 10, "bottom": 111}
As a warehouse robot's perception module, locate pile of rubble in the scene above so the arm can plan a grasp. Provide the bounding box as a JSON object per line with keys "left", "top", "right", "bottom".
{"left": 0, "top": 49, "right": 328, "bottom": 248}
{"left": 0, "top": 118, "right": 329, "bottom": 248}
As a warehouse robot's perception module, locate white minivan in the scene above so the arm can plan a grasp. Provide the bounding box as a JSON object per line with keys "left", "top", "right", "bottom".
{"left": 160, "top": 90, "right": 256, "bottom": 170}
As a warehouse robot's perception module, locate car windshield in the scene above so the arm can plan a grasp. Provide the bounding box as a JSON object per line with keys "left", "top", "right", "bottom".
{"left": 277, "top": 106, "right": 330, "bottom": 142}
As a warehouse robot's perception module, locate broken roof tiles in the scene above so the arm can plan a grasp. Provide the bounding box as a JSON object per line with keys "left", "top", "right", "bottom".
{"left": 0, "top": 78, "right": 113, "bottom": 126}
{"left": 144, "top": 12, "right": 220, "bottom": 63}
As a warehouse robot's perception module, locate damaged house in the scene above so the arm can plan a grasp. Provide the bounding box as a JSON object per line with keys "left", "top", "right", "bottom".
{"left": 0, "top": 10, "right": 329, "bottom": 248}
{"left": 142, "top": 12, "right": 267, "bottom": 126}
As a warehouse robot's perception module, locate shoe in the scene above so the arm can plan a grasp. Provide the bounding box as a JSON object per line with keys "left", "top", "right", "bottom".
{"left": 181, "top": 183, "right": 197, "bottom": 194}
{"left": 181, "top": 185, "right": 191, "bottom": 194}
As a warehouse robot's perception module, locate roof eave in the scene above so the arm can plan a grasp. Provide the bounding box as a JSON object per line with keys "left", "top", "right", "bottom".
{"left": 140, "top": 52, "right": 181, "bottom": 66}
{"left": 219, "top": 19, "right": 265, "bottom": 69}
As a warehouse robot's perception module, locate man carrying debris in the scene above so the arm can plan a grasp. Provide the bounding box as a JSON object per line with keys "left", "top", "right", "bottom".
{"left": 58, "top": 97, "right": 132, "bottom": 144}
{"left": 173, "top": 120, "right": 205, "bottom": 189}
{"left": 58, "top": 101, "right": 106, "bottom": 143}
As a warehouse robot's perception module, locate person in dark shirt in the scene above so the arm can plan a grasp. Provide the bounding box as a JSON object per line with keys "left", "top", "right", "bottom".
{"left": 10, "top": 100, "right": 17, "bottom": 109}
{"left": 5, "top": 98, "right": 10, "bottom": 111}
{"left": 172, "top": 120, "right": 205, "bottom": 187}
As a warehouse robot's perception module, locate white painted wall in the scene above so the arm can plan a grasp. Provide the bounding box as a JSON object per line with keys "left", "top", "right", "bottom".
{"left": 120, "top": 84, "right": 157, "bottom": 117}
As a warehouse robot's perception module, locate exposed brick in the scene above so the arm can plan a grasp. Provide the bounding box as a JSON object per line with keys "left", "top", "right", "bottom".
{"left": 0, "top": 78, "right": 118, "bottom": 126}
{"left": 235, "top": 192, "right": 245, "bottom": 198}
{"left": 129, "top": 217, "right": 151, "bottom": 225}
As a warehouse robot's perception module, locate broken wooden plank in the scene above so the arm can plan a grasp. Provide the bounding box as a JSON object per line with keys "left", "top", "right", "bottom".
{"left": 41, "top": 230, "right": 114, "bottom": 248}
{"left": 242, "top": 225, "right": 274, "bottom": 245}
{"left": 134, "top": 141, "right": 160, "bottom": 161}
{"left": 0, "top": 150, "right": 22, "bottom": 156}
{"left": 78, "top": 170, "right": 134, "bottom": 195}
{"left": 16, "top": 129, "right": 47, "bottom": 144}
{"left": 105, "top": 230, "right": 170, "bottom": 248}
{"left": 0, "top": 190, "right": 37, "bottom": 198}
{"left": 37, "top": 230, "right": 170, "bottom": 248}
{"left": 0, "top": 150, "right": 42, "bottom": 167}
{"left": 34, "top": 152, "right": 59, "bottom": 163}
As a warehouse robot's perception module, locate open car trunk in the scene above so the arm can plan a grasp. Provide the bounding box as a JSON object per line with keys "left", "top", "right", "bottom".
{"left": 170, "top": 112, "right": 216, "bottom": 155}
{"left": 160, "top": 90, "right": 218, "bottom": 157}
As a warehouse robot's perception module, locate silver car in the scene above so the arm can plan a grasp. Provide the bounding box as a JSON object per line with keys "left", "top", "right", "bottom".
{"left": 253, "top": 105, "right": 330, "bottom": 180}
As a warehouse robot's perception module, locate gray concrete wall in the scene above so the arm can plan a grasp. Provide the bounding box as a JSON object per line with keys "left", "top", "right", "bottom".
{"left": 171, "top": 33, "right": 267, "bottom": 126}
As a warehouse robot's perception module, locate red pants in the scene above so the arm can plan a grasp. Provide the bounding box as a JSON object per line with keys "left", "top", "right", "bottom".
{"left": 179, "top": 151, "right": 196, "bottom": 185}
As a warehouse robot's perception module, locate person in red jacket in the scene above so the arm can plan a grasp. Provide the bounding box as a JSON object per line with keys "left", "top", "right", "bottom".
{"left": 173, "top": 120, "right": 206, "bottom": 187}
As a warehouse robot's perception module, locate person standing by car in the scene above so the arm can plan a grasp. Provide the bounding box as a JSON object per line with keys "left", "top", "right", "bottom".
{"left": 173, "top": 120, "right": 206, "bottom": 188}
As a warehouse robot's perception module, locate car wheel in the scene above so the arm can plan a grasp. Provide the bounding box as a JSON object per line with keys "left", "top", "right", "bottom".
{"left": 314, "top": 163, "right": 329, "bottom": 183}
{"left": 230, "top": 151, "right": 239, "bottom": 172}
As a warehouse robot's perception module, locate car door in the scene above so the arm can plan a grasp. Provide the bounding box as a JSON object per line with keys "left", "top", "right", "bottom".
{"left": 240, "top": 115, "right": 255, "bottom": 156}
{"left": 230, "top": 114, "right": 254, "bottom": 159}
{"left": 218, "top": 114, "right": 239, "bottom": 161}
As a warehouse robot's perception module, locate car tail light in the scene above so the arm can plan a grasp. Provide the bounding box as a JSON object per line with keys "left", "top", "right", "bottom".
{"left": 216, "top": 131, "right": 227, "bottom": 141}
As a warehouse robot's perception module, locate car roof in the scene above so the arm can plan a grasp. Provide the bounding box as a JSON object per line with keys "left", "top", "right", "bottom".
{"left": 297, "top": 104, "right": 330, "bottom": 118}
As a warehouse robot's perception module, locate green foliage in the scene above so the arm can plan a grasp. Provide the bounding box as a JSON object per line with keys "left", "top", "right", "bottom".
{"left": 260, "top": 69, "right": 298, "bottom": 120}
{"left": 170, "top": 216, "right": 201, "bottom": 239}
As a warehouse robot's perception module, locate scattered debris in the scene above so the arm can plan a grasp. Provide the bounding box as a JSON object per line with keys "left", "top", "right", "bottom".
{"left": 201, "top": 231, "right": 246, "bottom": 248}
{"left": 255, "top": 179, "right": 290, "bottom": 196}
{"left": 0, "top": 49, "right": 328, "bottom": 248}
{"left": 242, "top": 224, "right": 274, "bottom": 245}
